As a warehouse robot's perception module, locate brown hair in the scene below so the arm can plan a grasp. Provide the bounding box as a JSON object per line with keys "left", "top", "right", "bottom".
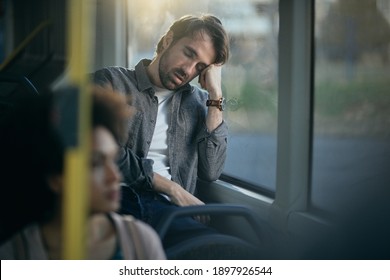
{"left": 156, "top": 14, "right": 230, "bottom": 65}
{"left": 91, "top": 86, "right": 133, "bottom": 144}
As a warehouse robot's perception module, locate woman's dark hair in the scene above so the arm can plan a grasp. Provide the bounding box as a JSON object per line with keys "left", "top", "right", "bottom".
{"left": 156, "top": 14, "right": 230, "bottom": 65}
{"left": 0, "top": 87, "right": 130, "bottom": 242}
{"left": 91, "top": 86, "right": 132, "bottom": 144}
{"left": 0, "top": 92, "right": 60, "bottom": 241}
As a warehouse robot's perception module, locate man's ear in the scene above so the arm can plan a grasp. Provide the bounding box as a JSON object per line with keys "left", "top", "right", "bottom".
{"left": 162, "top": 31, "right": 174, "bottom": 50}
{"left": 47, "top": 175, "right": 63, "bottom": 194}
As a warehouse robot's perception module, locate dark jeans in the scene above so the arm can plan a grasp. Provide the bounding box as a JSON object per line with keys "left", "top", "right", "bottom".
{"left": 119, "top": 185, "right": 217, "bottom": 249}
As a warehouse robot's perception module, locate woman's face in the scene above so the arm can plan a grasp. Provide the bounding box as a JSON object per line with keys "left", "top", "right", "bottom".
{"left": 89, "top": 126, "right": 121, "bottom": 214}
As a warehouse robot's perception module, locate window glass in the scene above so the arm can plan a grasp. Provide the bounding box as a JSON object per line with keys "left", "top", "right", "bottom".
{"left": 126, "top": 0, "right": 279, "bottom": 192}
{"left": 312, "top": 0, "right": 390, "bottom": 213}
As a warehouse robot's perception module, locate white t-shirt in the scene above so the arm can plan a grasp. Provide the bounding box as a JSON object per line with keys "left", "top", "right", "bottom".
{"left": 148, "top": 86, "right": 174, "bottom": 180}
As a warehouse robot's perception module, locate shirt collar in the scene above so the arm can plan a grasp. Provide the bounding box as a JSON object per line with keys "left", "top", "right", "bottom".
{"left": 135, "top": 59, "right": 153, "bottom": 92}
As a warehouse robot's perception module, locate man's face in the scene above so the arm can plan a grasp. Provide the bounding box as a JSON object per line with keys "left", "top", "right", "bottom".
{"left": 158, "top": 32, "right": 216, "bottom": 90}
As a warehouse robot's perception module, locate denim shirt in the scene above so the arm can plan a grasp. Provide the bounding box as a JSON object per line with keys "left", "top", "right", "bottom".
{"left": 92, "top": 59, "right": 228, "bottom": 194}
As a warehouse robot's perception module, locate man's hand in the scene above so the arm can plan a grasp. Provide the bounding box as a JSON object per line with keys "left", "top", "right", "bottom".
{"left": 166, "top": 180, "right": 204, "bottom": 207}
{"left": 152, "top": 173, "right": 210, "bottom": 224}
{"left": 198, "top": 64, "right": 223, "bottom": 99}
{"left": 153, "top": 172, "right": 204, "bottom": 206}
{"left": 198, "top": 65, "right": 224, "bottom": 132}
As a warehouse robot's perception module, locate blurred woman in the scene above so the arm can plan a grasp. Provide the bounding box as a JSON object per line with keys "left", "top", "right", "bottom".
{"left": 0, "top": 88, "right": 166, "bottom": 259}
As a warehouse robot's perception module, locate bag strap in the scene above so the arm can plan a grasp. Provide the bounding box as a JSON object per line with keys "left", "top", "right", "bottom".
{"left": 122, "top": 215, "right": 147, "bottom": 260}
{"left": 110, "top": 212, "right": 147, "bottom": 259}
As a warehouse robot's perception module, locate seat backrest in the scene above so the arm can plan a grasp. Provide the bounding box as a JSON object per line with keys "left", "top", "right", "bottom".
{"left": 0, "top": 74, "right": 39, "bottom": 125}
{"left": 154, "top": 203, "right": 273, "bottom": 259}
{"left": 165, "top": 233, "right": 262, "bottom": 260}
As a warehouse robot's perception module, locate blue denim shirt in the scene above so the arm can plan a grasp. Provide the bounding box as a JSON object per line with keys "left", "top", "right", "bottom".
{"left": 92, "top": 59, "right": 228, "bottom": 194}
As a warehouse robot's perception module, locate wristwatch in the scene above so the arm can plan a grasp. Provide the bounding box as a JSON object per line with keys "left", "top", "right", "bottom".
{"left": 206, "top": 97, "right": 226, "bottom": 111}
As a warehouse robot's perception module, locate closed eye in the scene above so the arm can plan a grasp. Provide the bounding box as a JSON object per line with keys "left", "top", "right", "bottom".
{"left": 183, "top": 47, "right": 208, "bottom": 74}
{"left": 184, "top": 48, "right": 196, "bottom": 59}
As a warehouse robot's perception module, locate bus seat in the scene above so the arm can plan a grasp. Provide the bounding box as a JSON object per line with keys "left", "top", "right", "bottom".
{"left": 154, "top": 204, "right": 272, "bottom": 260}
{"left": 0, "top": 74, "right": 39, "bottom": 125}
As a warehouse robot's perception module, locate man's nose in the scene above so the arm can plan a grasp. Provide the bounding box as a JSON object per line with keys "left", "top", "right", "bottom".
{"left": 182, "top": 61, "right": 198, "bottom": 77}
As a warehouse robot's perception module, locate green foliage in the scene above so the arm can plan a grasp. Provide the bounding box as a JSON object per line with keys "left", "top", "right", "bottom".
{"left": 315, "top": 78, "right": 390, "bottom": 117}
{"left": 240, "top": 81, "right": 277, "bottom": 115}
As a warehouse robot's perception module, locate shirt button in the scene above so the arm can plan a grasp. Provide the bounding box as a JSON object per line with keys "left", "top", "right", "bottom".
{"left": 147, "top": 141, "right": 151, "bottom": 145}
{"left": 151, "top": 120, "right": 155, "bottom": 123}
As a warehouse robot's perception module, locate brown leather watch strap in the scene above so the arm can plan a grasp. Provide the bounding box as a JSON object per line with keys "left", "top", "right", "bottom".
{"left": 206, "top": 97, "right": 225, "bottom": 111}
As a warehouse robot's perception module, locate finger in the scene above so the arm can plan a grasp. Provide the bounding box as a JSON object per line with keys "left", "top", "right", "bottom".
{"left": 199, "top": 70, "right": 207, "bottom": 89}
{"left": 193, "top": 215, "right": 210, "bottom": 224}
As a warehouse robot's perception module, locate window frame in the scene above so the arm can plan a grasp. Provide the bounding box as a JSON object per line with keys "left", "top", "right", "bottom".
{"left": 271, "top": 0, "right": 314, "bottom": 220}
{"left": 200, "top": 0, "right": 321, "bottom": 233}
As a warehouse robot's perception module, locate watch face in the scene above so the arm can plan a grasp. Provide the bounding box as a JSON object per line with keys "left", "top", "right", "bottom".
{"left": 220, "top": 97, "right": 226, "bottom": 111}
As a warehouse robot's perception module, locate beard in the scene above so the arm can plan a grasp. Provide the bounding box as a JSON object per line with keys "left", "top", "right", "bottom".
{"left": 158, "top": 69, "right": 178, "bottom": 90}
{"left": 158, "top": 51, "right": 188, "bottom": 90}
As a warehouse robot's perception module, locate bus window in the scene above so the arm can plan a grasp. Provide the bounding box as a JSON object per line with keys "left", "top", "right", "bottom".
{"left": 125, "top": 0, "right": 279, "bottom": 193}
{"left": 312, "top": 0, "right": 390, "bottom": 213}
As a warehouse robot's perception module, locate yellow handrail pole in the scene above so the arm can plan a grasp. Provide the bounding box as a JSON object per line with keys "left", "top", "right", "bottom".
{"left": 0, "top": 21, "right": 51, "bottom": 71}
{"left": 63, "top": 0, "right": 95, "bottom": 259}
